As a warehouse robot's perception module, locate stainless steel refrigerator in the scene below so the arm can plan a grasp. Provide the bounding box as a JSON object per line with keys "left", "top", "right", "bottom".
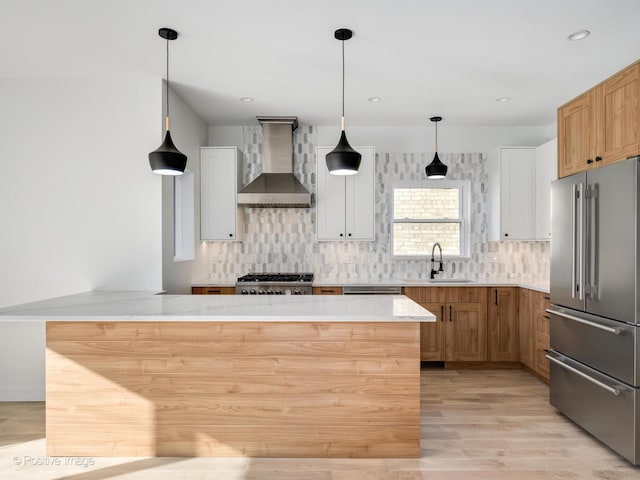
{"left": 549, "top": 156, "right": 640, "bottom": 464}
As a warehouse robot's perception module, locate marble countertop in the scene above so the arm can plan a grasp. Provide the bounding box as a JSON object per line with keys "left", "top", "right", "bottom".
{"left": 0, "top": 291, "right": 436, "bottom": 323}
{"left": 193, "top": 279, "right": 550, "bottom": 294}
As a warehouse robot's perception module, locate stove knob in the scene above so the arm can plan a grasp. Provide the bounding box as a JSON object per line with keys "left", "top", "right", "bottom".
{"left": 275, "top": 289, "right": 283, "bottom": 295}
{"left": 284, "top": 289, "right": 292, "bottom": 295}
{"left": 293, "top": 289, "right": 301, "bottom": 295}
{"left": 258, "top": 290, "right": 265, "bottom": 295}
{"left": 267, "top": 290, "right": 274, "bottom": 295}
{"left": 250, "top": 289, "right": 256, "bottom": 295}
{"left": 241, "top": 289, "right": 248, "bottom": 295}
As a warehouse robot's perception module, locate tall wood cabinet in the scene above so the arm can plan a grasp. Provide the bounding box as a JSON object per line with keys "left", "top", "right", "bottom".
{"left": 488, "top": 287, "right": 519, "bottom": 361}
{"left": 316, "top": 146, "right": 375, "bottom": 241}
{"left": 558, "top": 61, "right": 640, "bottom": 178}
{"left": 404, "top": 287, "right": 487, "bottom": 362}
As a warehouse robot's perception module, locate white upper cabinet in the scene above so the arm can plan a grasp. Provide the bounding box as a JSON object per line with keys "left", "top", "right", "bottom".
{"left": 316, "top": 146, "right": 375, "bottom": 241}
{"left": 535, "top": 138, "right": 557, "bottom": 240}
{"left": 200, "top": 147, "right": 245, "bottom": 241}
{"left": 488, "top": 147, "right": 536, "bottom": 241}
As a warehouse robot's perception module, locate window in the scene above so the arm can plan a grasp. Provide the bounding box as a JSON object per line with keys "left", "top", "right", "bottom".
{"left": 392, "top": 180, "right": 470, "bottom": 258}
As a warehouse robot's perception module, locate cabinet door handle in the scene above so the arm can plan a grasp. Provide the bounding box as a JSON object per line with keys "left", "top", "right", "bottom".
{"left": 320, "top": 289, "right": 335, "bottom": 293}
{"left": 440, "top": 305, "right": 444, "bottom": 321}
{"left": 595, "top": 156, "right": 602, "bottom": 162}
{"left": 495, "top": 289, "right": 498, "bottom": 305}
{"left": 543, "top": 296, "right": 550, "bottom": 300}
{"left": 504, "top": 233, "right": 509, "bottom": 237}
{"left": 339, "top": 233, "right": 344, "bottom": 237}
{"left": 348, "top": 233, "right": 352, "bottom": 237}
{"left": 206, "top": 289, "right": 221, "bottom": 294}
{"left": 587, "top": 159, "right": 593, "bottom": 164}
{"left": 449, "top": 305, "right": 452, "bottom": 321}
{"left": 229, "top": 233, "right": 233, "bottom": 237}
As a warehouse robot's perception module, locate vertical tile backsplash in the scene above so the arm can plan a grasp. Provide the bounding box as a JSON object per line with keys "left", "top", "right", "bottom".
{"left": 204, "top": 125, "right": 550, "bottom": 283}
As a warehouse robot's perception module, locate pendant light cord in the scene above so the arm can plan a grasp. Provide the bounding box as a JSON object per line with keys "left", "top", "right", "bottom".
{"left": 166, "top": 36, "right": 170, "bottom": 121}
{"left": 341, "top": 39, "right": 345, "bottom": 120}
{"left": 434, "top": 120, "right": 437, "bottom": 152}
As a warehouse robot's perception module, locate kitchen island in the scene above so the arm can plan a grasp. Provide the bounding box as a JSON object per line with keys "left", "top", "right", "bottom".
{"left": 0, "top": 291, "right": 434, "bottom": 458}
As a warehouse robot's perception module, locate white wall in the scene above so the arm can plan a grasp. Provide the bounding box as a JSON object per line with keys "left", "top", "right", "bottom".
{"left": 162, "top": 83, "right": 209, "bottom": 294}
{"left": 0, "top": 76, "right": 163, "bottom": 400}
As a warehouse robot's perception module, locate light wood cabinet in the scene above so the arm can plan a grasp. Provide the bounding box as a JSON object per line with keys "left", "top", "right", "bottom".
{"left": 597, "top": 64, "right": 640, "bottom": 166}
{"left": 533, "top": 291, "right": 551, "bottom": 381}
{"left": 558, "top": 90, "right": 597, "bottom": 178}
{"left": 487, "top": 147, "right": 537, "bottom": 240}
{"left": 404, "top": 287, "right": 487, "bottom": 362}
{"left": 487, "top": 287, "right": 519, "bottom": 361}
{"left": 312, "top": 286, "right": 343, "bottom": 295}
{"left": 518, "top": 288, "right": 534, "bottom": 369}
{"left": 192, "top": 286, "right": 236, "bottom": 295}
{"left": 200, "top": 147, "right": 244, "bottom": 241}
{"left": 558, "top": 61, "right": 640, "bottom": 178}
{"left": 316, "top": 146, "right": 375, "bottom": 241}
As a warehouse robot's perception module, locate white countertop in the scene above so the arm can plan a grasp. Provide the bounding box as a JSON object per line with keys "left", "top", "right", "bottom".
{"left": 194, "top": 279, "right": 550, "bottom": 294}
{"left": 0, "top": 291, "right": 436, "bottom": 323}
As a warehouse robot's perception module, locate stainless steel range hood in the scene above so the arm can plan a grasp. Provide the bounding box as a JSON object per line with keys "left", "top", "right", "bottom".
{"left": 237, "top": 116, "right": 311, "bottom": 208}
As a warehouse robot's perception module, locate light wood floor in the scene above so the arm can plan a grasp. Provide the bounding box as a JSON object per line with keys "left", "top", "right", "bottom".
{"left": 1, "top": 369, "right": 639, "bottom": 479}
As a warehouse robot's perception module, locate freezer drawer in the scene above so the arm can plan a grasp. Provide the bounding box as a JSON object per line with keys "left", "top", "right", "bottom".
{"left": 549, "top": 305, "right": 639, "bottom": 386}
{"left": 548, "top": 351, "right": 639, "bottom": 465}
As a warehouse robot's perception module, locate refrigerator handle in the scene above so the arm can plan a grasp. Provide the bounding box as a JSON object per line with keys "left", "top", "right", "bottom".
{"left": 578, "top": 183, "right": 585, "bottom": 301}
{"left": 571, "top": 184, "right": 577, "bottom": 299}
{"left": 545, "top": 354, "right": 621, "bottom": 396}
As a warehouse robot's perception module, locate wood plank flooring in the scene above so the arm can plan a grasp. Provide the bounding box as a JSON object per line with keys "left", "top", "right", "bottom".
{"left": 1, "top": 369, "right": 640, "bottom": 479}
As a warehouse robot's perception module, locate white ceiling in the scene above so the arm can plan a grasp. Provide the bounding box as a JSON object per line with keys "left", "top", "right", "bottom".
{"left": 2, "top": 0, "right": 640, "bottom": 127}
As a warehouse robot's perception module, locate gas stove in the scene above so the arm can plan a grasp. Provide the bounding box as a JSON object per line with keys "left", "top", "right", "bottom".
{"left": 236, "top": 273, "right": 314, "bottom": 295}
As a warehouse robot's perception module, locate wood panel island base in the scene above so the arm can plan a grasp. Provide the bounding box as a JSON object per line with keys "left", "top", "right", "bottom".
{"left": 46, "top": 321, "right": 419, "bottom": 458}
{"left": 0, "top": 292, "right": 433, "bottom": 458}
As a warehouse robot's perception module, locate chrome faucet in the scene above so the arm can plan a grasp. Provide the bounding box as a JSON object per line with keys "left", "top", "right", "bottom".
{"left": 430, "top": 242, "right": 444, "bottom": 279}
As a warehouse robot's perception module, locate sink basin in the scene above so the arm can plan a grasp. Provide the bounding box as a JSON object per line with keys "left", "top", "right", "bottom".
{"left": 427, "top": 279, "right": 475, "bottom": 283}
{"left": 402, "top": 278, "right": 475, "bottom": 284}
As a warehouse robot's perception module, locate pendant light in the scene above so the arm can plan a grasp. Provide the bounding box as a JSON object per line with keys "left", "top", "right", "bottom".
{"left": 148, "top": 27, "right": 187, "bottom": 176}
{"left": 425, "top": 116, "right": 447, "bottom": 179}
{"left": 326, "top": 28, "right": 361, "bottom": 176}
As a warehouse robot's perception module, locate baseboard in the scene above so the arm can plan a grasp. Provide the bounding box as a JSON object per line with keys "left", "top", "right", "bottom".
{"left": 444, "top": 361, "right": 522, "bottom": 369}
{"left": 522, "top": 364, "right": 550, "bottom": 384}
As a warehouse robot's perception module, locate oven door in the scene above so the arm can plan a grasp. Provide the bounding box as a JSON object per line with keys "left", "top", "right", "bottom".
{"left": 342, "top": 286, "right": 402, "bottom": 295}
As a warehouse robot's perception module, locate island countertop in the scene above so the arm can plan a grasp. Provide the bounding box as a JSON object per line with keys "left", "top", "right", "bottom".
{"left": 0, "top": 290, "right": 435, "bottom": 322}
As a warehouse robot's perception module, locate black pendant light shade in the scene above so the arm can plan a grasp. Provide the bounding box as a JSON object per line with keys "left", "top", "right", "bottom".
{"left": 149, "top": 130, "right": 187, "bottom": 175}
{"left": 326, "top": 28, "right": 361, "bottom": 176}
{"left": 425, "top": 116, "right": 447, "bottom": 179}
{"left": 326, "top": 131, "right": 361, "bottom": 175}
{"left": 149, "top": 27, "right": 187, "bottom": 176}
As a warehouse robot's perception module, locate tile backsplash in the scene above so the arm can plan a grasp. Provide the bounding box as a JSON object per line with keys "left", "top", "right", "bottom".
{"left": 203, "top": 125, "right": 549, "bottom": 283}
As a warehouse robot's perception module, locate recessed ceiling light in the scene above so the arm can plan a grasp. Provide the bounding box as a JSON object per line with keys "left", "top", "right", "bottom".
{"left": 568, "top": 30, "right": 590, "bottom": 41}
{"left": 240, "top": 97, "right": 254, "bottom": 102}
{"left": 368, "top": 97, "right": 381, "bottom": 103}
{"left": 496, "top": 97, "right": 511, "bottom": 103}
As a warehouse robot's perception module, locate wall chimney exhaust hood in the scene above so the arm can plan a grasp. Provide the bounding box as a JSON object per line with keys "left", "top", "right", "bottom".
{"left": 236, "top": 116, "right": 311, "bottom": 208}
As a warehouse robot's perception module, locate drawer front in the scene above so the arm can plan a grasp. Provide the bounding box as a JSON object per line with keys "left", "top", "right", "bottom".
{"left": 548, "top": 351, "right": 638, "bottom": 464}
{"left": 549, "top": 306, "right": 638, "bottom": 386}
{"left": 312, "top": 287, "right": 343, "bottom": 295}
{"left": 192, "top": 287, "right": 236, "bottom": 295}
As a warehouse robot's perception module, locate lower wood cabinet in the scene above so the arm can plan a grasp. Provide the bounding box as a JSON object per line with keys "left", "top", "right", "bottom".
{"left": 518, "top": 288, "right": 534, "bottom": 369}
{"left": 533, "top": 291, "right": 551, "bottom": 380}
{"left": 488, "top": 287, "right": 519, "bottom": 361}
{"left": 405, "top": 287, "right": 487, "bottom": 362}
{"left": 312, "top": 286, "right": 343, "bottom": 295}
{"left": 192, "top": 286, "right": 236, "bottom": 295}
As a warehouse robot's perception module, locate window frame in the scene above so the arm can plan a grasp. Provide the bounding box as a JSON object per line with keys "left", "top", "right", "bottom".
{"left": 391, "top": 180, "right": 471, "bottom": 259}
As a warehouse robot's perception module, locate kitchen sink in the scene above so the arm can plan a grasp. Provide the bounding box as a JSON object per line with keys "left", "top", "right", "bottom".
{"left": 427, "top": 278, "right": 475, "bottom": 283}
{"left": 402, "top": 278, "right": 475, "bottom": 284}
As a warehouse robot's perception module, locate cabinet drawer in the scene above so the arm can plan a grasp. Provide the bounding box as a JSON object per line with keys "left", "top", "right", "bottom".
{"left": 312, "top": 287, "right": 343, "bottom": 295}
{"left": 191, "top": 287, "right": 236, "bottom": 295}
{"left": 445, "top": 287, "right": 487, "bottom": 304}
{"left": 549, "top": 306, "right": 638, "bottom": 386}
{"left": 549, "top": 351, "right": 638, "bottom": 464}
